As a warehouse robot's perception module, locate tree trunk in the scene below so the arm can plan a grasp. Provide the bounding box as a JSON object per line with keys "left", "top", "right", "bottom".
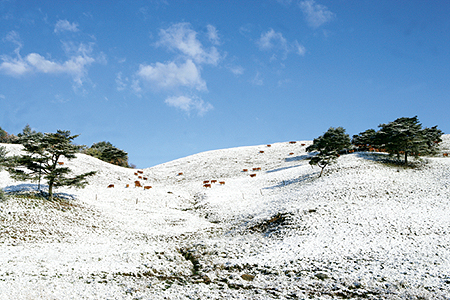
{"left": 48, "top": 179, "right": 54, "bottom": 201}
{"left": 405, "top": 152, "right": 408, "bottom": 165}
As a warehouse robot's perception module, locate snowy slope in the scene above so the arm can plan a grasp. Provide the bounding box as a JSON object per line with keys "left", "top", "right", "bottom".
{"left": 1, "top": 137, "right": 450, "bottom": 299}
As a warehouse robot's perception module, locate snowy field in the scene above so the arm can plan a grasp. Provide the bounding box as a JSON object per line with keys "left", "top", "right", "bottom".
{"left": 1, "top": 136, "right": 450, "bottom": 299}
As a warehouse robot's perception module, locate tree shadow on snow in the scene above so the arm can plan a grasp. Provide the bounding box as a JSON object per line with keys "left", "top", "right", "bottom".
{"left": 266, "top": 154, "right": 311, "bottom": 174}
{"left": 264, "top": 173, "right": 318, "bottom": 190}
{"left": 3, "top": 183, "right": 76, "bottom": 200}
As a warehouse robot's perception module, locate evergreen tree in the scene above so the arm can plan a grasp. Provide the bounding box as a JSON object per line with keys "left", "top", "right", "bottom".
{"left": 85, "top": 141, "right": 129, "bottom": 167}
{"left": 376, "top": 116, "right": 440, "bottom": 164}
{"left": 352, "top": 129, "right": 378, "bottom": 149}
{"left": 6, "top": 130, "right": 96, "bottom": 201}
{"left": 306, "top": 127, "right": 351, "bottom": 177}
{"left": 17, "top": 124, "right": 43, "bottom": 144}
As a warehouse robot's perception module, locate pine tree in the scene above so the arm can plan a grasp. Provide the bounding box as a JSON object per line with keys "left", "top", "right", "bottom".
{"left": 85, "top": 141, "right": 129, "bottom": 167}
{"left": 376, "top": 116, "right": 440, "bottom": 164}
{"left": 306, "top": 127, "right": 351, "bottom": 177}
{"left": 7, "top": 130, "right": 96, "bottom": 201}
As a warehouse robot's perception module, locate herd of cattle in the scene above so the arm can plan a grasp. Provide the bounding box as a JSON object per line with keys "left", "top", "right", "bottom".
{"left": 105, "top": 141, "right": 309, "bottom": 190}
{"left": 105, "top": 141, "right": 448, "bottom": 190}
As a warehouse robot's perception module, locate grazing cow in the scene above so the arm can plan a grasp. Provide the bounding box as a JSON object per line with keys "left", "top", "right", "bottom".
{"left": 107, "top": 184, "right": 114, "bottom": 188}
{"left": 144, "top": 186, "right": 152, "bottom": 190}
{"left": 243, "top": 169, "right": 248, "bottom": 172}
{"left": 58, "top": 162, "right": 64, "bottom": 165}
{"left": 203, "top": 180, "right": 210, "bottom": 184}
{"left": 138, "top": 176, "right": 142, "bottom": 179}
{"left": 137, "top": 170, "right": 144, "bottom": 174}
{"left": 250, "top": 174, "right": 256, "bottom": 177}
{"left": 444, "top": 153, "right": 449, "bottom": 157}
{"left": 267, "top": 144, "right": 271, "bottom": 147}
{"left": 301, "top": 143, "right": 306, "bottom": 146}
{"left": 126, "top": 184, "right": 129, "bottom": 188}
{"left": 252, "top": 167, "right": 261, "bottom": 171}
{"left": 289, "top": 141, "right": 296, "bottom": 144}
{"left": 143, "top": 177, "right": 148, "bottom": 180}
{"left": 135, "top": 181, "right": 142, "bottom": 188}
{"left": 203, "top": 184, "right": 211, "bottom": 188}
{"left": 134, "top": 172, "right": 138, "bottom": 176}
{"left": 211, "top": 180, "right": 217, "bottom": 183}
{"left": 259, "top": 150, "right": 264, "bottom": 153}
{"left": 219, "top": 181, "right": 225, "bottom": 185}
{"left": 178, "top": 172, "right": 183, "bottom": 176}
{"left": 289, "top": 152, "right": 294, "bottom": 155}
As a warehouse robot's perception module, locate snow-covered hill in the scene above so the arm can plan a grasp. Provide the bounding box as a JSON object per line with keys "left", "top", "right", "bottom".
{"left": 1, "top": 137, "right": 450, "bottom": 299}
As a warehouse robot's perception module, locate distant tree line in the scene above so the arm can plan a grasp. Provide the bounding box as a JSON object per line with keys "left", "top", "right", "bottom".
{"left": 307, "top": 116, "right": 443, "bottom": 177}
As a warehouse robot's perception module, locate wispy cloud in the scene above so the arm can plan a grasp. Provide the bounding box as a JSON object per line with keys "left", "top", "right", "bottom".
{"left": 299, "top": 0, "right": 335, "bottom": 28}
{"left": 206, "top": 24, "right": 220, "bottom": 45}
{"left": 157, "top": 22, "right": 221, "bottom": 65}
{"left": 0, "top": 32, "right": 96, "bottom": 87}
{"left": 258, "top": 28, "right": 288, "bottom": 51}
{"left": 251, "top": 71, "right": 264, "bottom": 86}
{"left": 115, "top": 72, "right": 128, "bottom": 91}
{"left": 257, "top": 28, "right": 306, "bottom": 59}
{"left": 137, "top": 59, "right": 206, "bottom": 91}
{"left": 227, "top": 64, "right": 244, "bottom": 75}
{"left": 54, "top": 19, "right": 79, "bottom": 33}
{"left": 165, "top": 95, "right": 213, "bottom": 116}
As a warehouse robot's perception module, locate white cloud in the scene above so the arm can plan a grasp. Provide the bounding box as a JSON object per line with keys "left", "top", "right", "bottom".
{"left": 227, "top": 64, "right": 244, "bottom": 75}
{"left": 157, "top": 22, "right": 220, "bottom": 65}
{"left": 258, "top": 28, "right": 288, "bottom": 51}
{"left": 251, "top": 72, "right": 263, "bottom": 86}
{"left": 299, "top": 0, "right": 335, "bottom": 28}
{"left": 137, "top": 59, "right": 206, "bottom": 91}
{"left": 115, "top": 72, "right": 128, "bottom": 91}
{"left": 294, "top": 40, "right": 306, "bottom": 56}
{"left": 206, "top": 24, "right": 220, "bottom": 45}
{"left": 54, "top": 19, "right": 79, "bottom": 33}
{"left": 257, "top": 29, "right": 306, "bottom": 59}
{"left": 165, "top": 95, "right": 213, "bottom": 116}
{"left": 0, "top": 33, "right": 96, "bottom": 86}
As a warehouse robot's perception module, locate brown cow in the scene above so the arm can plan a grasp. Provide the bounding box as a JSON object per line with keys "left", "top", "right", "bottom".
{"left": 58, "top": 162, "right": 64, "bottom": 165}
{"left": 144, "top": 186, "right": 152, "bottom": 190}
{"left": 203, "top": 184, "right": 211, "bottom": 188}
{"left": 178, "top": 172, "right": 184, "bottom": 176}
{"left": 301, "top": 143, "right": 306, "bottom": 146}
{"left": 203, "top": 180, "right": 210, "bottom": 184}
{"left": 242, "top": 169, "right": 248, "bottom": 172}
{"left": 137, "top": 170, "right": 144, "bottom": 174}
{"left": 126, "top": 184, "right": 129, "bottom": 188}
{"left": 259, "top": 150, "right": 264, "bottom": 153}
{"left": 107, "top": 184, "right": 114, "bottom": 188}
{"left": 135, "top": 181, "right": 142, "bottom": 187}
{"left": 219, "top": 181, "right": 225, "bottom": 185}
{"left": 143, "top": 177, "right": 148, "bottom": 180}
{"left": 252, "top": 167, "right": 261, "bottom": 171}
{"left": 134, "top": 172, "right": 138, "bottom": 176}
{"left": 211, "top": 180, "right": 217, "bottom": 183}
{"left": 138, "top": 176, "right": 142, "bottom": 179}
{"left": 444, "top": 153, "right": 449, "bottom": 157}
{"left": 289, "top": 141, "right": 296, "bottom": 144}
{"left": 250, "top": 174, "right": 256, "bottom": 177}
{"left": 289, "top": 152, "right": 294, "bottom": 155}
{"left": 267, "top": 144, "right": 271, "bottom": 147}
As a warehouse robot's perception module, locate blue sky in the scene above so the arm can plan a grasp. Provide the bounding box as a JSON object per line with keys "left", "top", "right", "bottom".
{"left": 1, "top": 0, "right": 449, "bottom": 168}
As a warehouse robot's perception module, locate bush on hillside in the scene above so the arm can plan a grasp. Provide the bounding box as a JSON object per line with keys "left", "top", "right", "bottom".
{"left": 84, "top": 141, "right": 130, "bottom": 168}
